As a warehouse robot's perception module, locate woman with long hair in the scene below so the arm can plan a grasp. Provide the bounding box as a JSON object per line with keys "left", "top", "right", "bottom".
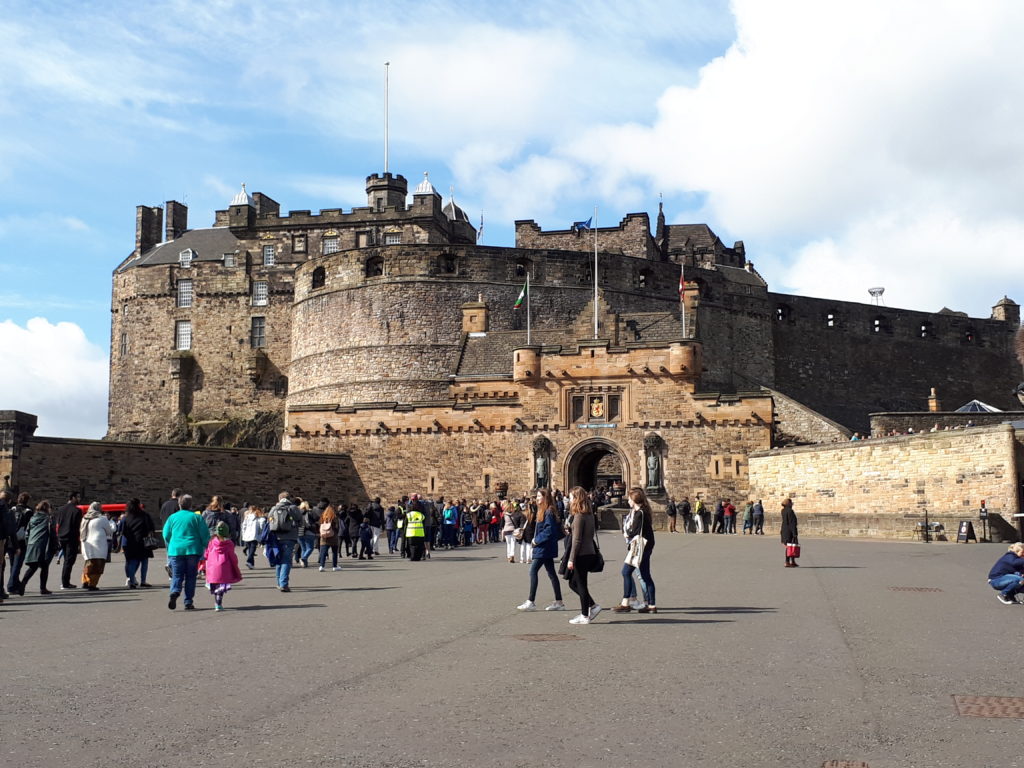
{"left": 121, "top": 498, "right": 155, "bottom": 588}
{"left": 501, "top": 500, "right": 518, "bottom": 563}
{"left": 318, "top": 504, "right": 341, "bottom": 571}
{"left": 517, "top": 501, "right": 533, "bottom": 564}
{"left": 565, "top": 486, "right": 601, "bottom": 625}
{"left": 612, "top": 487, "right": 657, "bottom": 614}
{"left": 240, "top": 505, "right": 266, "bottom": 569}
{"left": 516, "top": 488, "right": 566, "bottom": 612}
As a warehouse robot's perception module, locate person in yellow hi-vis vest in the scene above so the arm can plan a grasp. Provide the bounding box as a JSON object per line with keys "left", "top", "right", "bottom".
{"left": 405, "top": 496, "right": 426, "bottom": 562}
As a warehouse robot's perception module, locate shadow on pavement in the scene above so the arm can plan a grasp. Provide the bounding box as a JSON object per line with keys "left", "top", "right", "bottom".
{"left": 231, "top": 603, "right": 327, "bottom": 611}
{"left": 607, "top": 617, "right": 735, "bottom": 624}
{"left": 675, "top": 606, "right": 777, "bottom": 614}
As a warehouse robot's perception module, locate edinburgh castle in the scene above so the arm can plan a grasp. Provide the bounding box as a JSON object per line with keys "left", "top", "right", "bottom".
{"left": 95, "top": 169, "right": 1022, "bottom": 509}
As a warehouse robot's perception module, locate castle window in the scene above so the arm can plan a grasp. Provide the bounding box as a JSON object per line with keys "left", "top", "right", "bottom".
{"left": 357, "top": 232, "right": 371, "bottom": 248}
{"left": 274, "top": 376, "right": 288, "bottom": 397}
{"left": 366, "top": 256, "right": 384, "bottom": 277}
{"left": 963, "top": 328, "right": 976, "bottom": 344}
{"left": 638, "top": 270, "right": 651, "bottom": 290}
{"left": 122, "top": 302, "right": 129, "bottom": 320}
{"left": 176, "top": 279, "right": 193, "bottom": 308}
{"left": 322, "top": 237, "right": 340, "bottom": 255}
{"left": 826, "top": 311, "right": 836, "bottom": 328}
{"left": 119, "top": 332, "right": 128, "bottom": 357}
{"left": 223, "top": 252, "right": 236, "bottom": 267}
{"left": 250, "top": 316, "right": 266, "bottom": 349}
{"left": 263, "top": 245, "right": 276, "bottom": 266}
{"left": 311, "top": 266, "right": 326, "bottom": 290}
{"left": 441, "top": 254, "right": 457, "bottom": 273}
{"left": 775, "top": 304, "right": 791, "bottom": 322}
{"left": 384, "top": 232, "right": 402, "bottom": 245}
{"left": 376, "top": 197, "right": 385, "bottom": 213}
{"left": 252, "top": 280, "right": 269, "bottom": 306}
{"left": 178, "top": 249, "right": 193, "bottom": 268}
{"left": 919, "top": 321, "right": 932, "bottom": 338}
{"left": 872, "top": 315, "right": 892, "bottom": 334}
{"left": 175, "top": 320, "right": 192, "bottom": 350}
{"left": 515, "top": 259, "right": 531, "bottom": 279}
{"left": 292, "top": 234, "right": 306, "bottom": 254}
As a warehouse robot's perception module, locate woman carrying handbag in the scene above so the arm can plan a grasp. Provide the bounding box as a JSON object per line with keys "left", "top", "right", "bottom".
{"left": 565, "top": 486, "right": 602, "bottom": 625}
{"left": 780, "top": 498, "right": 800, "bottom": 567}
{"left": 612, "top": 488, "right": 657, "bottom": 614}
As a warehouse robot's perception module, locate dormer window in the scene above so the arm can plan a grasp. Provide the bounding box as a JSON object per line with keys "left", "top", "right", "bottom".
{"left": 263, "top": 245, "right": 276, "bottom": 266}
{"left": 223, "top": 252, "right": 236, "bottom": 267}
{"left": 179, "top": 248, "right": 193, "bottom": 268}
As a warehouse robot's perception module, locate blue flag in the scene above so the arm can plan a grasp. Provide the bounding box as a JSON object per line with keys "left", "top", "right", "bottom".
{"left": 572, "top": 217, "right": 592, "bottom": 232}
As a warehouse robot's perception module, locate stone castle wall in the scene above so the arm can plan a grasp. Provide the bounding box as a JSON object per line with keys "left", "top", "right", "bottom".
{"left": 870, "top": 411, "right": 1024, "bottom": 435}
{"left": 514, "top": 213, "right": 659, "bottom": 261}
{"left": 770, "top": 292, "right": 1020, "bottom": 432}
{"left": 748, "top": 424, "right": 1022, "bottom": 538}
{"left": 11, "top": 435, "right": 359, "bottom": 515}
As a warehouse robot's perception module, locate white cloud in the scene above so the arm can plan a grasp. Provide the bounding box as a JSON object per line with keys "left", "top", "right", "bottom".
{"left": 0, "top": 318, "right": 108, "bottom": 438}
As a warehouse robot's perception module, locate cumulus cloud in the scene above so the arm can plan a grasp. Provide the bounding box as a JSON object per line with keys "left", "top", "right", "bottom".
{"left": 0, "top": 318, "right": 108, "bottom": 438}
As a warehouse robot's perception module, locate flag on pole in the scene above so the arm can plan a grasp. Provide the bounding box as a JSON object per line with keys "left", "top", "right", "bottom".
{"left": 678, "top": 265, "right": 685, "bottom": 301}
{"left": 572, "top": 217, "right": 592, "bottom": 232}
{"left": 513, "top": 282, "right": 527, "bottom": 309}
{"left": 476, "top": 212, "right": 484, "bottom": 243}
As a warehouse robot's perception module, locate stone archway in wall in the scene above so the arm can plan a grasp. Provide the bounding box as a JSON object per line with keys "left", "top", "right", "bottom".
{"left": 564, "top": 438, "right": 630, "bottom": 492}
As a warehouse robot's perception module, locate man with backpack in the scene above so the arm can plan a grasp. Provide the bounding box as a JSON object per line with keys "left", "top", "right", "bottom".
{"left": 267, "top": 492, "right": 302, "bottom": 592}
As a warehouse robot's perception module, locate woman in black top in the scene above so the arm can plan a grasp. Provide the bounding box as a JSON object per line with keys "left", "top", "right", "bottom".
{"left": 566, "top": 486, "right": 601, "bottom": 624}
{"left": 121, "top": 498, "right": 155, "bottom": 588}
{"left": 19, "top": 500, "right": 56, "bottom": 595}
{"left": 780, "top": 498, "right": 799, "bottom": 567}
{"left": 613, "top": 487, "right": 657, "bottom": 614}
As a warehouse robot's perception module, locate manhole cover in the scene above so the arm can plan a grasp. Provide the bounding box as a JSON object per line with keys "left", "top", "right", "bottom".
{"left": 888, "top": 586, "right": 943, "bottom": 592}
{"left": 822, "top": 762, "right": 870, "bottom": 768}
{"left": 513, "top": 634, "right": 580, "bottom": 642}
{"left": 953, "top": 695, "right": 1024, "bottom": 718}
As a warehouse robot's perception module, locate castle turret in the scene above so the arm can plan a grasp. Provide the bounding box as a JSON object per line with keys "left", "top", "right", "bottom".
{"left": 228, "top": 183, "right": 255, "bottom": 230}
{"left": 992, "top": 296, "right": 1020, "bottom": 326}
{"left": 366, "top": 172, "right": 408, "bottom": 212}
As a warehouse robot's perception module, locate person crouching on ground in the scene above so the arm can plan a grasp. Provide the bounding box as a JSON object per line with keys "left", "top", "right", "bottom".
{"left": 988, "top": 542, "right": 1024, "bottom": 605}
{"left": 80, "top": 502, "right": 116, "bottom": 591}
{"left": 204, "top": 521, "right": 242, "bottom": 611}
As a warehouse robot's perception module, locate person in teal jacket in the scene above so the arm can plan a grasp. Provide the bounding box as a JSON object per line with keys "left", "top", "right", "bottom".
{"left": 162, "top": 493, "right": 209, "bottom": 611}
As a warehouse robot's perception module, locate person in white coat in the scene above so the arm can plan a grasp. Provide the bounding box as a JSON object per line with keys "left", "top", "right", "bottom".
{"left": 80, "top": 502, "right": 116, "bottom": 591}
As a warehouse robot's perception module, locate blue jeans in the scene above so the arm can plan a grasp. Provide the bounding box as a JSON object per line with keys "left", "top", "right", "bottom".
{"left": 298, "top": 534, "right": 316, "bottom": 564}
{"left": 125, "top": 558, "right": 149, "bottom": 585}
{"left": 243, "top": 540, "right": 258, "bottom": 567}
{"left": 319, "top": 543, "right": 338, "bottom": 568}
{"left": 621, "top": 542, "right": 656, "bottom": 605}
{"left": 990, "top": 573, "right": 1023, "bottom": 598}
{"left": 387, "top": 529, "right": 398, "bottom": 552}
{"left": 169, "top": 554, "right": 201, "bottom": 606}
{"left": 528, "top": 557, "right": 562, "bottom": 602}
{"left": 276, "top": 540, "right": 296, "bottom": 586}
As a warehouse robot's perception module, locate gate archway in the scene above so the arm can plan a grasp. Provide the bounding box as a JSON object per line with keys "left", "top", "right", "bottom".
{"left": 564, "top": 438, "right": 630, "bottom": 492}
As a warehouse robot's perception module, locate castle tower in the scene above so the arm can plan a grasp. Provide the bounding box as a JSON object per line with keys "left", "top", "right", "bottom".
{"left": 227, "top": 183, "right": 255, "bottom": 230}
{"left": 992, "top": 296, "right": 1020, "bottom": 326}
{"left": 366, "top": 172, "right": 408, "bottom": 212}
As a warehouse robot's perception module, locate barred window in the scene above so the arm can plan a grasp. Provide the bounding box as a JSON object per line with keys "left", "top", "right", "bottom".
{"left": 176, "top": 278, "right": 193, "bottom": 308}
{"left": 250, "top": 316, "right": 266, "bottom": 349}
{"left": 179, "top": 249, "right": 193, "bottom": 268}
{"left": 323, "top": 237, "right": 340, "bottom": 254}
{"left": 223, "top": 252, "right": 236, "bottom": 267}
{"left": 384, "top": 232, "right": 402, "bottom": 245}
{"left": 119, "top": 332, "right": 128, "bottom": 357}
{"left": 263, "top": 245, "right": 276, "bottom": 266}
{"left": 252, "top": 280, "right": 269, "bottom": 306}
{"left": 175, "top": 320, "right": 192, "bottom": 350}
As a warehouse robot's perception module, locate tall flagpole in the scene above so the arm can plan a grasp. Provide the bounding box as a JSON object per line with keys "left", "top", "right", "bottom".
{"left": 592, "top": 205, "right": 599, "bottom": 338}
{"left": 680, "top": 264, "right": 687, "bottom": 339}
{"left": 384, "top": 62, "right": 390, "bottom": 173}
{"left": 526, "top": 271, "right": 531, "bottom": 345}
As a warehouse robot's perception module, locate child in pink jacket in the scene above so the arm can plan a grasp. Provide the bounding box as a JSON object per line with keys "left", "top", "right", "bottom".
{"left": 203, "top": 522, "right": 243, "bottom": 611}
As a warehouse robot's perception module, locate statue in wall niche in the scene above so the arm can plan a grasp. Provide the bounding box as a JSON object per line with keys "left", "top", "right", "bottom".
{"left": 532, "top": 435, "right": 552, "bottom": 488}
{"left": 646, "top": 452, "right": 661, "bottom": 489}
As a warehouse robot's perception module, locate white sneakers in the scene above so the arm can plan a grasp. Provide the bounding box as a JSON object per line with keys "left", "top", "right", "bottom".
{"left": 545, "top": 601, "right": 566, "bottom": 611}
{"left": 629, "top": 599, "right": 647, "bottom": 610}
{"left": 318, "top": 566, "right": 325, "bottom": 572}
{"left": 569, "top": 614, "right": 591, "bottom": 624}
{"left": 517, "top": 600, "right": 537, "bottom": 611}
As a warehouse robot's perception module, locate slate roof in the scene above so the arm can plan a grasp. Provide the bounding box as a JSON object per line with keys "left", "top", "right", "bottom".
{"left": 456, "top": 311, "right": 684, "bottom": 376}
{"left": 663, "top": 223, "right": 720, "bottom": 250}
{"left": 120, "top": 228, "right": 243, "bottom": 271}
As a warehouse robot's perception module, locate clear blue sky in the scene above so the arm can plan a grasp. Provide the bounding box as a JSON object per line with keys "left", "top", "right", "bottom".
{"left": 1, "top": 0, "right": 1021, "bottom": 438}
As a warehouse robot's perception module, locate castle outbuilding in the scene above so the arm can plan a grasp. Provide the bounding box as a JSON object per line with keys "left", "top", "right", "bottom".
{"left": 108, "top": 169, "right": 1022, "bottom": 503}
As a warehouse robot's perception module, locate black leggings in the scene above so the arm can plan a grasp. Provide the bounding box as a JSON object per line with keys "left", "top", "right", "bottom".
{"left": 568, "top": 555, "right": 597, "bottom": 615}
{"left": 21, "top": 560, "right": 51, "bottom": 592}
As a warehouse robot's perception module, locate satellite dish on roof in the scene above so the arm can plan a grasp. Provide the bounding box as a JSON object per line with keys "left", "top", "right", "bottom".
{"left": 868, "top": 286, "right": 885, "bottom": 306}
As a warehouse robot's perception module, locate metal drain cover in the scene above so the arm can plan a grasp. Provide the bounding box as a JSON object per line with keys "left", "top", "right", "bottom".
{"left": 954, "top": 695, "right": 1024, "bottom": 718}
{"left": 888, "top": 586, "right": 943, "bottom": 592}
{"left": 822, "top": 762, "right": 870, "bottom": 768}
{"left": 513, "top": 633, "right": 581, "bottom": 642}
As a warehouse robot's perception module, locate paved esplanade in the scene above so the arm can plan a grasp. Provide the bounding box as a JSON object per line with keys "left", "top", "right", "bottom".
{"left": 1, "top": 535, "right": 1019, "bottom": 768}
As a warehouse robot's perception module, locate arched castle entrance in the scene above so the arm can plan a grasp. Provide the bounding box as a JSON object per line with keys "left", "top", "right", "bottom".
{"left": 565, "top": 439, "right": 630, "bottom": 491}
